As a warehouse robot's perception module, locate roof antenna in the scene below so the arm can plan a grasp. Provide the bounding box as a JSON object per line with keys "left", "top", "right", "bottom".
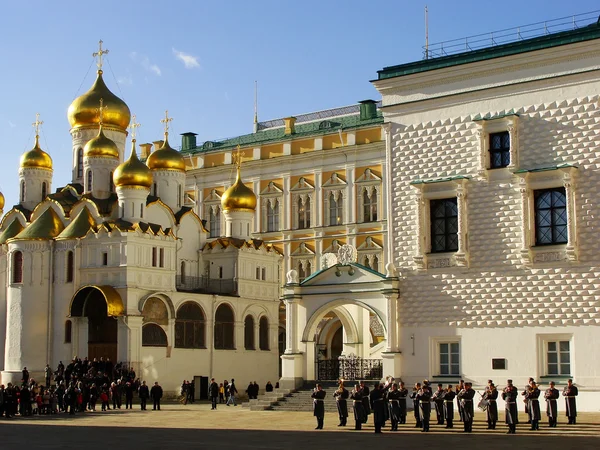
{"left": 425, "top": 5, "right": 429, "bottom": 60}
{"left": 253, "top": 80, "right": 259, "bottom": 133}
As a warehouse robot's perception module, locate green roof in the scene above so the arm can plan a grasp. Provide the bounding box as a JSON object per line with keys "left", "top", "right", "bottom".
{"left": 182, "top": 112, "right": 383, "bottom": 156}
{"left": 376, "top": 20, "right": 600, "bottom": 81}
{"left": 513, "top": 164, "right": 578, "bottom": 174}
{"left": 410, "top": 175, "right": 470, "bottom": 185}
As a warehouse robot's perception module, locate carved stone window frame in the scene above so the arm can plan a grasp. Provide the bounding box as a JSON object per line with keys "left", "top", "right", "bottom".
{"left": 515, "top": 165, "right": 578, "bottom": 265}
{"left": 260, "top": 181, "right": 283, "bottom": 233}
{"left": 290, "top": 242, "right": 315, "bottom": 282}
{"left": 475, "top": 114, "right": 519, "bottom": 177}
{"left": 411, "top": 177, "right": 469, "bottom": 270}
{"left": 322, "top": 174, "right": 346, "bottom": 227}
{"left": 203, "top": 189, "right": 222, "bottom": 238}
{"left": 357, "top": 236, "right": 383, "bottom": 272}
{"left": 355, "top": 168, "right": 382, "bottom": 223}
{"left": 291, "top": 178, "right": 314, "bottom": 230}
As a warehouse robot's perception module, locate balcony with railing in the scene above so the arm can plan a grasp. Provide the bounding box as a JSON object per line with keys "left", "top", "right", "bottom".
{"left": 176, "top": 275, "right": 238, "bottom": 296}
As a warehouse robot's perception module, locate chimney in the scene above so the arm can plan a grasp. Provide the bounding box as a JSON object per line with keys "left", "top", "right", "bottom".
{"left": 181, "top": 132, "right": 198, "bottom": 152}
{"left": 153, "top": 140, "right": 164, "bottom": 151}
{"left": 283, "top": 117, "right": 297, "bottom": 135}
{"left": 139, "top": 143, "right": 152, "bottom": 159}
{"left": 358, "top": 100, "right": 377, "bottom": 121}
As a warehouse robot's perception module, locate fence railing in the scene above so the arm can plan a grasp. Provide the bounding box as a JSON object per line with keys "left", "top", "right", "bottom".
{"left": 316, "top": 355, "right": 383, "bottom": 381}
{"left": 176, "top": 275, "right": 238, "bottom": 295}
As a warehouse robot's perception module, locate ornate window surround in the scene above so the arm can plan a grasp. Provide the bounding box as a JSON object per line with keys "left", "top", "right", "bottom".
{"left": 290, "top": 242, "right": 315, "bottom": 282}
{"left": 411, "top": 176, "right": 470, "bottom": 270}
{"left": 203, "top": 189, "right": 222, "bottom": 238}
{"left": 291, "top": 177, "right": 314, "bottom": 230}
{"left": 515, "top": 164, "right": 578, "bottom": 265}
{"left": 474, "top": 112, "right": 519, "bottom": 177}
{"left": 355, "top": 168, "right": 381, "bottom": 223}
{"left": 357, "top": 236, "right": 383, "bottom": 272}
{"left": 322, "top": 173, "right": 346, "bottom": 227}
{"left": 260, "top": 181, "right": 283, "bottom": 233}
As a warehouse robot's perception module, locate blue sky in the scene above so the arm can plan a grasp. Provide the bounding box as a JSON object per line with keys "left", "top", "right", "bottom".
{"left": 1, "top": 0, "right": 598, "bottom": 207}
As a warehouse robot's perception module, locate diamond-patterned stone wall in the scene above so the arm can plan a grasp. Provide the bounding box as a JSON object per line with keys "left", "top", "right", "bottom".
{"left": 391, "top": 95, "right": 600, "bottom": 328}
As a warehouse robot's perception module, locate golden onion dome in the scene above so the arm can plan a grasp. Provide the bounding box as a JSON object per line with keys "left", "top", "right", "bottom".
{"left": 221, "top": 167, "right": 257, "bottom": 212}
{"left": 0, "top": 190, "right": 4, "bottom": 211}
{"left": 146, "top": 134, "right": 186, "bottom": 172}
{"left": 20, "top": 135, "right": 53, "bottom": 170}
{"left": 68, "top": 70, "right": 131, "bottom": 131}
{"left": 113, "top": 140, "right": 153, "bottom": 188}
{"left": 84, "top": 125, "right": 119, "bottom": 159}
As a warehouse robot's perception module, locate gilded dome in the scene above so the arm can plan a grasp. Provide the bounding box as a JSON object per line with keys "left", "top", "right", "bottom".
{"left": 68, "top": 70, "right": 131, "bottom": 131}
{"left": 113, "top": 141, "right": 153, "bottom": 188}
{"left": 221, "top": 167, "right": 257, "bottom": 212}
{"left": 84, "top": 125, "right": 119, "bottom": 159}
{"left": 146, "top": 135, "right": 186, "bottom": 172}
{"left": 20, "top": 135, "right": 53, "bottom": 170}
{"left": 0, "top": 190, "right": 4, "bottom": 211}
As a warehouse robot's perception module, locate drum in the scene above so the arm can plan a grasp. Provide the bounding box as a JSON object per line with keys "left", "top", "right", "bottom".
{"left": 477, "top": 398, "right": 489, "bottom": 411}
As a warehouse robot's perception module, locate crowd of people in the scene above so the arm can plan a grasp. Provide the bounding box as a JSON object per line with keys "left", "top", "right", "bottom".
{"left": 313, "top": 376, "right": 580, "bottom": 434}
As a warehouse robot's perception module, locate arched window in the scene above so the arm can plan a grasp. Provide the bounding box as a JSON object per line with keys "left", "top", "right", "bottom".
{"left": 209, "top": 207, "right": 221, "bottom": 237}
{"left": 214, "top": 303, "right": 235, "bottom": 350}
{"left": 142, "top": 323, "right": 168, "bottom": 347}
{"left": 86, "top": 170, "right": 92, "bottom": 192}
{"left": 64, "top": 320, "right": 72, "bottom": 343}
{"left": 174, "top": 302, "right": 205, "bottom": 348}
{"left": 77, "top": 148, "right": 84, "bottom": 178}
{"left": 267, "top": 200, "right": 280, "bottom": 232}
{"left": 363, "top": 189, "right": 378, "bottom": 222}
{"left": 244, "top": 315, "right": 255, "bottom": 350}
{"left": 12, "top": 251, "right": 23, "bottom": 284}
{"left": 20, "top": 180, "right": 25, "bottom": 202}
{"left": 66, "top": 251, "right": 74, "bottom": 283}
{"left": 298, "top": 197, "right": 311, "bottom": 229}
{"left": 259, "top": 316, "right": 269, "bottom": 350}
{"left": 372, "top": 255, "right": 379, "bottom": 272}
{"left": 180, "top": 261, "right": 186, "bottom": 283}
{"left": 109, "top": 172, "right": 114, "bottom": 193}
{"left": 329, "top": 192, "right": 343, "bottom": 225}
{"left": 41, "top": 182, "right": 47, "bottom": 200}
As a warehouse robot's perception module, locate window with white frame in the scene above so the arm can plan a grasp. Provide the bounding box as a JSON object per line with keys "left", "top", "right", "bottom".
{"left": 266, "top": 198, "right": 280, "bottom": 232}
{"left": 328, "top": 192, "right": 343, "bottom": 226}
{"left": 291, "top": 177, "right": 314, "bottom": 230}
{"left": 297, "top": 196, "right": 311, "bottom": 229}
{"left": 439, "top": 342, "right": 460, "bottom": 376}
{"left": 538, "top": 334, "right": 572, "bottom": 377}
{"left": 291, "top": 243, "right": 315, "bottom": 283}
{"left": 516, "top": 165, "right": 577, "bottom": 264}
{"left": 356, "top": 168, "right": 382, "bottom": 223}
{"left": 204, "top": 189, "right": 222, "bottom": 238}
{"left": 260, "top": 182, "right": 283, "bottom": 233}
{"left": 323, "top": 173, "right": 346, "bottom": 227}
{"left": 474, "top": 113, "right": 519, "bottom": 175}
{"left": 297, "top": 260, "right": 312, "bottom": 283}
{"left": 356, "top": 236, "right": 383, "bottom": 273}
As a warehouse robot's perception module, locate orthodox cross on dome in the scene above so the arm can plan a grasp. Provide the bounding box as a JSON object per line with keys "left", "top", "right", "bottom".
{"left": 32, "top": 113, "right": 43, "bottom": 137}
{"left": 95, "top": 98, "right": 106, "bottom": 126}
{"left": 161, "top": 110, "right": 173, "bottom": 137}
{"left": 128, "top": 115, "right": 141, "bottom": 141}
{"left": 93, "top": 40, "right": 109, "bottom": 71}
{"left": 232, "top": 144, "right": 245, "bottom": 169}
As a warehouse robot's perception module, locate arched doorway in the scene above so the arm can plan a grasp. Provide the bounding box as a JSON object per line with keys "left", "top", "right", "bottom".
{"left": 70, "top": 285, "right": 124, "bottom": 363}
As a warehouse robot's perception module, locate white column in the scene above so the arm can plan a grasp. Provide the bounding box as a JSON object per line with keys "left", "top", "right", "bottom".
{"left": 346, "top": 166, "right": 355, "bottom": 224}
{"left": 507, "top": 122, "right": 518, "bottom": 171}
{"left": 455, "top": 182, "right": 468, "bottom": 267}
{"left": 284, "top": 299, "right": 299, "bottom": 354}
{"left": 385, "top": 295, "right": 398, "bottom": 352}
{"left": 315, "top": 171, "right": 323, "bottom": 227}
{"left": 564, "top": 173, "right": 577, "bottom": 261}
{"left": 282, "top": 175, "right": 291, "bottom": 231}
{"left": 519, "top": 176, "right": 531, "bottom": 263}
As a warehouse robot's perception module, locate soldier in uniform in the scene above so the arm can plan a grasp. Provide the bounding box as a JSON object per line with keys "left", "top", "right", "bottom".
{"left": 523, "top": 377, "right": 534, "bottom": 423}
{"left": 410, "top": 382, "right": 422, "bottom": 429}
{"left": 432, "top": 383, "right": 445, "bottom": 425}
{"left": 525, "top": 381, "right": 541, "bottom": 430}
{"left": 563, "top": 379, "right": 578, "bottom": 425}
{"left": 502, "top": 379, "right": 519, "bottom": 434}
{"left": 457, "top": 381, "right": 475, "bottom": 433}
{"left": 443, "top": 384, "right": 456, "bottom": 429}
{"left": 370, "top": 383, "right": 386, "bottom": 433}
{"left": 544, "top": 381, "right": 559, "bottom": 428}
{"left": 456, "top": 380, "right": 465, "bottom": 422}
{"left": 416, "top": 380, "right": 432, "bottom": 432}
{"left": 311, "top": 384, "right": 326, "bottom": 430}
{"left": 387, "top": 383, "right": 402, "bottom": 431}
{"left": 350, "top": 384, "right": 366, "bottom": 430}
{"left": 359, "top": 381, "right": 371, "bottom": 422}
{"left": 397, "top": 381, "right": 408, "bottom": 424}
{"left": 333, "top": 381, "right": 349, "bottom": 427}
{"left": 484, "top": 381, "right": 499, "bottom": 429}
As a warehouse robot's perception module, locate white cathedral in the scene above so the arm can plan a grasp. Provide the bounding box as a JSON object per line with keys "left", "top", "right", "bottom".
{"left": 0, "top": 56, "right": 281, "bottom": 394}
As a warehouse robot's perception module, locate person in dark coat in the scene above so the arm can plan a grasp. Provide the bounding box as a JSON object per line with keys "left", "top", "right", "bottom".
{"left": 397, "top": 381, "right": 408, "bottom": 424}
{"left": 209, "top": 378, "right": 219, "bottom": 410}
{"left": 333, "top": 382, "right": 349, "bottom": 427}
{"left": 484, "top": 381, "right": 499, "bottom": 429}
{"left": 311, "top": 384, "right": 326, "bottom": 430}
{"left": 416, "top": 381, "right": 432, "bottom": 432}
{"left": 150, "top": 381, "right": 163, "bottom": 410}
{"left": 502, "top": 379, "right": 519, "bottom": 434}
{"left": 124, "top": 381, "right": 134, "bottom": 409}
{"left": 138, "top": 381, "right": 149, "bottom": 410}
{"left": 432, "top": 383, "right": 445, "bottom": 425}
{"left": 563, "top": 379, "right": 578, "bottom": 424}
{"left": 265, "top": 381, "right": 273, "bottom": 393}
{"left": 370, "top": 383, "right": 385, "bottom": 433}
{"left": 410, "top": 382, "right": 422, "bottom": 429}
{"left": 359, "top": 382, "right": 370, "bottom": 422}
{"left": 21, "top": 368, "right": 30, "bottom": 386}
{"left": 526, "top": 381, "right": 541, "bottom": 430}
{"left": 457, "top": 381, "right": 475, "bottom": 432}
{"left": 443, "top": 385, "right": 456, "bottom": 428}
{"left": 544, "top": 381, "right": 559, "bottom": 427}
{"left": 387, "top": 383, "right": 402, "bottom": 431}
{"left": 350, "top": 384, "right": 366, "bottom": 430}
{"left": 456, "top": 380, "right": 465, "bottom": 422}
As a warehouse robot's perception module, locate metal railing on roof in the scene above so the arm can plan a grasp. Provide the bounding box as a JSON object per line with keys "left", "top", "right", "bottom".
{"left": 423, "top": 10, "right": 600, "bottom": 60}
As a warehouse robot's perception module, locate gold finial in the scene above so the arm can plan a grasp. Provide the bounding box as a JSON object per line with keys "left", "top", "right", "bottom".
{"left": 232, "top": 144, "right": 245, "bottom": 170}
{"left": 32, "top": 113, "right": 43, "bottom": 137}
{"left": 161, "top": 110, "right": 173, "bottom": 137}
{"left": 128, "top": 115, "right": 141, "bottom": 141}
{"left": 95, "top": 98, "right": 106, "bottom": 126}
{"left": 93, "top": 40, "right": 109, "bottom": 71}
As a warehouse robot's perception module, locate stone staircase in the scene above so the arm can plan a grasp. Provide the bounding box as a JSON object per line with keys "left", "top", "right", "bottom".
{"left": 242, "top": 382, "right": 340, "bottom": 412}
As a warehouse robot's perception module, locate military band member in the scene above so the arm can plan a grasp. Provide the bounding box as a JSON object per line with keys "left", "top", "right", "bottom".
{"left": 350, "top": 384, "right": 366, "bottom": 430}
{"left": 457, "top": 381, "right": 475, "bottom": 433}
{"left": 432, "top": 383, "right": 445, "bottom": 425}
{"left": 416, "top": 380, "right": 432, "bottom": 432}
{"left": 456, "top": 379, "right": 465, "bottom": 422}
{"left": 544, "top": 381, "right": 559, "bottom": 428}
{"left": 397, "top": 381, "right": 408, "bottom": 424}
{"left": 311, "top": 384, "right": 326, "bottom": 430}
{"left": 443, "top": 385, "right": 456, "bottom": 429}
{"left": 410, "top": 382, "right": 422, "bottom": 429}
{"left": 525, "top": 381, "right": 541, "bottom": 430}
{"left": 333, "top": 382, "right": 349, "bottom": 427}
{"left": 370, "top": 383, "right": 386, "bottom": 434}
{"left": 502, "top": 379, "right": 519, "bottom": 434}
{"left": 484, "top": 382, "right": 499, "bottom": 429}
{"left": 387, "top": 383, "right": 402, "bottom": 431}
{"left": 523, "top": 377, "right": 534, "bottom": 423}
{"left": 359, "top": 381, "right": 371, "bottom": 422}
{"left": 563, "top": 379, "right": 578, "bottom": 425}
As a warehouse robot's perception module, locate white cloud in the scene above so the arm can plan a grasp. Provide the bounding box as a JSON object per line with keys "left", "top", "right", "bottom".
{"left": 117, "top": 74, "right": 133, "bottom": 86}
{"left": 172, "top": 48, "right": 200, "bottom": 69}
{"left": 129, "top": 51, "right": 161, "bottom": 76}
{"left": 8, "top": 121, "right": 16, "bottom": 128}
